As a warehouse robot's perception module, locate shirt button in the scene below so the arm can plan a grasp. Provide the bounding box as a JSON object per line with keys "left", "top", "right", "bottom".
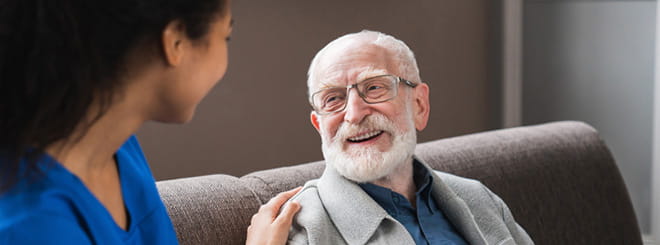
{"left": 392, "top": 195, "right": 400, "bottom": 203}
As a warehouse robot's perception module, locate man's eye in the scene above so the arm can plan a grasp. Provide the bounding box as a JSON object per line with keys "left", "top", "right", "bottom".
{"left": 367, "top": 85, "right": 383, "bottom": 91}
{"left": 325, "top": 96, "right": 340, "bottom": 104}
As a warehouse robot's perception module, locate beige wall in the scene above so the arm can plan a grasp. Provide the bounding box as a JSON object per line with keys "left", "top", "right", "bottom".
{"left": 137, "top": 0, "right": 496, "bottom": 180}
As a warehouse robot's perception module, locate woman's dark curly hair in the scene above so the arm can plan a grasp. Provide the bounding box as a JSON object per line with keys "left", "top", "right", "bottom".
{"left": 0, "top": 0, "right": 228, "bottom": 192}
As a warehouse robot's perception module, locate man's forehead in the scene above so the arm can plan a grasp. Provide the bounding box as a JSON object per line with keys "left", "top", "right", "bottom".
{"left": 312, "top": 50, "right": 395, "bottom": 88}
{"left": 309, "top": 37, "right": 399, "bottom": 93}
{"left": 315, "top": 67, "right": 390, "bottom": 89}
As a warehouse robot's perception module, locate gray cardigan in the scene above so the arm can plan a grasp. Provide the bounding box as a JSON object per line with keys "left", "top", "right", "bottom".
{"left": 288, "top": 158, "right": 534, "bottom": 245}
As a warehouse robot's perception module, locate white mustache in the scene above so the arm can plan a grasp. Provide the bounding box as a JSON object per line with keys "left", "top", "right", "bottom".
{"left": 331, "top": 113, "right": 398, "bottom": 143}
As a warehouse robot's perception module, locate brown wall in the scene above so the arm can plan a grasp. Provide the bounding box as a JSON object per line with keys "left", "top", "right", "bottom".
{"left": 137, "top": 0, "right": 496, "bottom": 181}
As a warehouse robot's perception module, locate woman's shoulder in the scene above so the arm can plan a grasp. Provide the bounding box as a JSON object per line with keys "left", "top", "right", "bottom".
{"left": 119, "top": 135, "right": 147, "bottom": 159}
{"left": 0, "top": 202, "right": 91, "bottom": 243}
{"left": 116, "top": 135, "right": 152, "bottom": 177}
{"left": 0, "top": 174, "right": 87, "bottom": 241}
{"left": 119, "top": 135, "right": 146, "bottom": 159}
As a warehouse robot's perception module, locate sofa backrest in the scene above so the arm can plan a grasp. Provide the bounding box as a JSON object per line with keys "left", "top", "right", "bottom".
{"left": 157, "top": 121, "right": 643, "bottom": 245}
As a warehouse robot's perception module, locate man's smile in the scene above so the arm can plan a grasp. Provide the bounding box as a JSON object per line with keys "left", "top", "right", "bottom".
{"left": 346, "top": 130, "right": 384, "bottom": 143}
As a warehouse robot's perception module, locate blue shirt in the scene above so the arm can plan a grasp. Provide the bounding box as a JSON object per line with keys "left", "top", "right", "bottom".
{"left": 360, "top": 160, "right": 468, "bottom": 245}
{"left": 0, "top": 136, "right": 178, "bottom": 244}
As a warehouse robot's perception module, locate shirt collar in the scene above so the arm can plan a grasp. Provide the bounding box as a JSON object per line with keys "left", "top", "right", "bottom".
{"left": 358, "top": 159, "right": 435, "bottom": 216}
{"left": 412, "top": 159, "right": 435, "bottom": 209}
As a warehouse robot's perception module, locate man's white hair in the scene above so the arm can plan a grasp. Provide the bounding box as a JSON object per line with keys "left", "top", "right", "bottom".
{"left": 307, "top": 30, "right": 422, "bottom": 97}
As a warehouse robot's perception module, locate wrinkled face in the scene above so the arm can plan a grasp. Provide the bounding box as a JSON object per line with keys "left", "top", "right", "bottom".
{"left": 310, "top": 41, "right": 427, "bottom": 183}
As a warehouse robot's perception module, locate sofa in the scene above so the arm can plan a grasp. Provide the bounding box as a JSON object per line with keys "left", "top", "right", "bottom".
{"left": 156, "top": 121, "right": 643, "bottom": 244}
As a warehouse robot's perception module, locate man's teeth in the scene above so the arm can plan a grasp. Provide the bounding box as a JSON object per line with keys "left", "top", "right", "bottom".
{"left": 348, "top": 131, "right": 382, "bottom": 142}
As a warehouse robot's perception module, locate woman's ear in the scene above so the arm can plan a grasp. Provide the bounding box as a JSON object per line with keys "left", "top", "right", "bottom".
{"left": 161, "top": 20, "right": 187, "bottom": 66}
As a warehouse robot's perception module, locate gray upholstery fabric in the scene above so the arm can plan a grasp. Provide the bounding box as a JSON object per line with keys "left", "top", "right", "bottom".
{"left": 157, "top": 174, "right": 261, "bottom": 245}
{"left": 414, "top": 121, "right": 642, "bottom": 244}
{"left": 156, "top": 121, "right": 643, "bottom": 245}
{"left": 242, "top": 161, "right": 325, "bottom": 204}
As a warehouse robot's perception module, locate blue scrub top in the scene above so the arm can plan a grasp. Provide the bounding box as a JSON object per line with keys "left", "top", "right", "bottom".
{"left": 0, "top": 135, "right": 178, "bottom": 244}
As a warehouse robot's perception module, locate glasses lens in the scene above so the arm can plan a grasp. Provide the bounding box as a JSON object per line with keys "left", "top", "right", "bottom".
{"left": 359, "top": 76, "right": 396, "bottom": 103}
{"left": 313, "top": 88, "right": 346, "bottom": 114}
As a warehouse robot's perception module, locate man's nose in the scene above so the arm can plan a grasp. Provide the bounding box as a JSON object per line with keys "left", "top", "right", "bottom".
{"left": 343, "top": 88, "right": 371, "bottom": 124}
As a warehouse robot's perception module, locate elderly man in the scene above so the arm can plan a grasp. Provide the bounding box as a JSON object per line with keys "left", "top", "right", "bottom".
{"left": 288, "top": 30, "right": 533, "bottom": 245}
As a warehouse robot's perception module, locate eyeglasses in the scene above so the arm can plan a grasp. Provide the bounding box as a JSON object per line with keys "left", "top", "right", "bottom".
{"left": 310, "top": 74, "right": 418, "bottom": 115}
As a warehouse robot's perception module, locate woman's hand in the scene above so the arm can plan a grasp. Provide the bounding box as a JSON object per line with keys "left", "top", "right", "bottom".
{"left": 246, "top": 187, "right": 302, "bottom": 245}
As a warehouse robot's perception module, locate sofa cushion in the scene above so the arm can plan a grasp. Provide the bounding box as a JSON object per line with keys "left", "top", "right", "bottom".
{"left": 157, "top": 174, "right": 260, "bottom": 245}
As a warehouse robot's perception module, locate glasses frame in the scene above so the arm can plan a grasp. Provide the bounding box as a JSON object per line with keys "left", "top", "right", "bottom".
{"left": 310, "top": 74, "right": 419, "bottom": 115}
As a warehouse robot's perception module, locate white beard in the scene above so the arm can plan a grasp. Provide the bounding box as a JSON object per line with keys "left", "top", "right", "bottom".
{"left": 320, "top": 112, "right": 417, "bottom": 183}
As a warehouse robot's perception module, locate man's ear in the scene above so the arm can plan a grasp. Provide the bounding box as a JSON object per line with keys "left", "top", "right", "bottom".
{"left": 310, "top": 112, "right": 321, "bottom": 133}
{"left": 162, "top": 20, "right": 187, "bottom": 66}
{"left": 413, "top": 83, "right": 430, "bottom": 131}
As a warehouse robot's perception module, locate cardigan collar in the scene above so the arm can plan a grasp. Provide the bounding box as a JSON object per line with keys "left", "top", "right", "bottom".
{"left": 317, "top": 165, "right": 395, "bottom": 244}
{"left": 317, "top": 156, "right": 487, "bottom": 244}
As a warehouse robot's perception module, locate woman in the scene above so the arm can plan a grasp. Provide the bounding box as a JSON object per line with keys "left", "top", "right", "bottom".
{"left": 0, "top": 0, "right": 299, "bottom": 244}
